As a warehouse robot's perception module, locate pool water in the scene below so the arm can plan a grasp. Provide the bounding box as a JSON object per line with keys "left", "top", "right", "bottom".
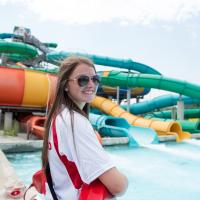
{"left": 6, "top": 139, "right": 200, "bottom": 200}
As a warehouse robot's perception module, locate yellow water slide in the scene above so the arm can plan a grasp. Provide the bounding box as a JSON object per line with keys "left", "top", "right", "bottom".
{"left": 91, "top": 96, "right": 191, "bottom": 141}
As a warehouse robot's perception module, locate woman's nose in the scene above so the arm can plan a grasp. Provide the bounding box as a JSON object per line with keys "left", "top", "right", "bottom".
{"left": 87, "top": 78, "right": 95, "bottom": 87}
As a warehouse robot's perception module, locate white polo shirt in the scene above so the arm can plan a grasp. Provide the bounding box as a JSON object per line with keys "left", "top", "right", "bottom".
{"left": 46, "top": 108, "right": 114, "bottom": 200}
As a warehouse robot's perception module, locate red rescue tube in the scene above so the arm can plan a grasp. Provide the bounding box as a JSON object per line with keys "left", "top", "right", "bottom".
{"left": 79, "top": 179, "right": 113, "bottom": 200}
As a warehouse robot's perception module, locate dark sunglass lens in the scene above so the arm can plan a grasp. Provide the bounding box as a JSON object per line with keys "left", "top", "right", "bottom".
{"left": 92, "top": 75, "right": 100, "bottom": 85}
{"left": 78, "top": 76, "right": 90, "bottom": 87}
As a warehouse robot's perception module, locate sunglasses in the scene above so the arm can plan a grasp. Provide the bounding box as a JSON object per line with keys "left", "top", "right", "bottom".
{"left": 68, "top": 74, "right": 101, "bottom": 87}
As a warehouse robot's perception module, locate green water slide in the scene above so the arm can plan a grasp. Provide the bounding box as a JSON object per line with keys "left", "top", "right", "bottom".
{"left": 178, "top": 120, "right": 200, "bottom": 133}
{"left": 145, "top": 116, "right": 200, "bottom": 133}
{"left": 101, "top": 71, "right": 200, "bottom": 100}
{"left": 146, "top": 109, "right": 200, "bottom": 133}
{"left": 89, "top": 113, "right": 159, "bottom": 146}
{"left": 0, "top": 40, "right": 38, "bottom": 58}
{"left": 148, "top": 108, "right": 200, "bottom": 119}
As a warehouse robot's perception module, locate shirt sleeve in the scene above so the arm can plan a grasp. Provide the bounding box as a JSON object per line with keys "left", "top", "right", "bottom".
{"left": 57, "top": 110, "right": 114, "bottom": 184}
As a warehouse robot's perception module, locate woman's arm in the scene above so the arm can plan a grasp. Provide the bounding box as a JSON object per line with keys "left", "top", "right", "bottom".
{"left": 98, "top": 167, "right": 128, "bottom": 196}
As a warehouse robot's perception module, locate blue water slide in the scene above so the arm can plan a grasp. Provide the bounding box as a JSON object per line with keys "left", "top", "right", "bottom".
{"left": 89, "top": 113, "right": 159, "bottom": 146}
{"left": 46, "top": 51, "right": 161, "bottom": 75}
{"left": 122, "top": 94, "right": 200, "bottom": 115}
{"left": 0, "top": 33, "right": 14, "bottom": 39}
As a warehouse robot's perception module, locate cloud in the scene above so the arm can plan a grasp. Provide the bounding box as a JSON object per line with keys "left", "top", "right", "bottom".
{"left": 1, "top": 0, "right": 200, "bottom": 25}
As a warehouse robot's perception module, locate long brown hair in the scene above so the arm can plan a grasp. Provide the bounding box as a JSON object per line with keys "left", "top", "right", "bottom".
{"left": 42, "top": 56, "right": 96, "bottom": 168}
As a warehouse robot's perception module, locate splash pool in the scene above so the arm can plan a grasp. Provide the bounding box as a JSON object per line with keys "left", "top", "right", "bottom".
{"left": 6, "top": 139, "right": 200, "bottom": 200}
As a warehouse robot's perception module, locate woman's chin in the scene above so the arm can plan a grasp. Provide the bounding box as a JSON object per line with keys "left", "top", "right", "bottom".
{"left": 86, "top": 97, "right": 95, "bottom": 103}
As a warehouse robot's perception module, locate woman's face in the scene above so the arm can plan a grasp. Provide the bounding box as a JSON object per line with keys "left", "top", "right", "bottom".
{"left": 66, "top": 63, "right": 99, "bottom": 109}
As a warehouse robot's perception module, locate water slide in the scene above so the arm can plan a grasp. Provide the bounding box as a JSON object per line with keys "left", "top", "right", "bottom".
{"left": 145, "top": 115, "right": 200, "bottom": 133}
{"left": 0, "top": 33, "right": 58, "bottom": 48}
{"left": 122, "top": 94, "right": 200, "bottom": 115}
{"left": 46, "top": 51, "right": 161, "bottom": 75}
{"left": 0, "top": 40, "right": 38, "bottom": 60}
{"left": 21, "top": 115, "right": 46, "bottom": 139}
{"left": 97, "top": 85, "right": 150, "bottom": 99}
{"left": 148, "top": 108, "right": 200, "bottom": 119}
{"left": 176, "top": 120, "right": 200, "bottom": 133}
{"left": 173, "top": 120, "right": 200, "bottom": 133}
{"left": 100, "top": 71, "right": 200, "bottom": 100}
{"left": 89, "top": 113, "right": 159, "bottom": 146}
{"left": 146, "top": 109, "right": 200, "bottom": 133}
{"left": 0, "top": 66, "right": 56, "bottom": 108}
{"left": 0, "top": 33, "right": 14, "bottom": 39}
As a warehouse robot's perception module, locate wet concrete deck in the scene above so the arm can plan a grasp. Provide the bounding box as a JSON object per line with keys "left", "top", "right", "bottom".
{"left": 1, "top": 132, "right": 200, "bottom": 153}
{"left": 0, "top": 133, "right": 43, "bottom": 153}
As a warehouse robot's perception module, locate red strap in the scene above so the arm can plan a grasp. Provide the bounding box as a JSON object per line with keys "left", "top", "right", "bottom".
{"left": 52, "top": 118, "right": 83, "bottom": 189}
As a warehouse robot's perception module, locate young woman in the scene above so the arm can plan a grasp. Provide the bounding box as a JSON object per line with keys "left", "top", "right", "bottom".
{"left": 42, "top": 56, "right": 128, "bottom": 199}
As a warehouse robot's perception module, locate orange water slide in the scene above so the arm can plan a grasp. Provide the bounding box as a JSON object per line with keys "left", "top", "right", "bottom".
{"left": 0, "top": 66, "right": 56, "bottom": 108}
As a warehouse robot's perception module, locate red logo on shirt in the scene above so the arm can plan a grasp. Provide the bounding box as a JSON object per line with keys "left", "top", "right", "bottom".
{"left": 48, "top": 142, "right": 52, "bottom": 150}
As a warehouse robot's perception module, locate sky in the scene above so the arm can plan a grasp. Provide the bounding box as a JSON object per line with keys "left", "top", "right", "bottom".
{"left": 0, "top": 0, "right": 200, "bottom": 99}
